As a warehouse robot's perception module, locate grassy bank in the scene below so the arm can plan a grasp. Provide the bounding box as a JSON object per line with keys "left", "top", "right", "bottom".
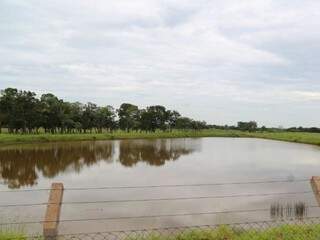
{"left": 132, "top": 225, "right": 320, "bottom": 240}
{"left": 0, "top": 129, "right": 320, "bottom": 146}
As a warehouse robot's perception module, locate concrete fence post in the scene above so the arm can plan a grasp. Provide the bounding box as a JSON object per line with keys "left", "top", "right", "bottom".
{"left": 43, "top": 183, "right": 64, "bottom": 240}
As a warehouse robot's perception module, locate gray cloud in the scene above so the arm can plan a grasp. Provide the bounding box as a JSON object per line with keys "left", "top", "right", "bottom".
{"left": 1, "top": 0, "right": 319, "bottom": 127}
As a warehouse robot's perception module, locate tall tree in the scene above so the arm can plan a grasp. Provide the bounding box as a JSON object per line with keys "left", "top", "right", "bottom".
{"left": 40, "top": 93, "right": 64, "bottom": 133}
{"left": 0, "top": 88, "right": 18, "bottom": 133}
{"left": 118, "top": 103, "right": 139, "bottom": 132}
{"left": 95, "top": 106, "right": 116, "bottom": 133}
{"left": 145, "top": 105, "right": 168, "bottom": 132}
{"left": 167, "top": 110, "right": 181, "bottom": 131}
{"left": 69, "top": 102, "right": 84, "bottom": 132}
{"left": 19, "top": 90, "right": 41, "bottom": 133}
{"left": 81, "top": 102, "right": 97, "bottom": 133}
{"left": 0, "top": 88, "right": 40, "bottom": 133}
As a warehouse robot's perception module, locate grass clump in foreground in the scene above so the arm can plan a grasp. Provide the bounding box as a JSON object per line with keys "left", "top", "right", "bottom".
{"left": 0, "top": 231, "right": 27, "bottom": 240}
{"left": 1, "top": 129, "right": 320, "bottom": 147}
{"left": 130, "top": 225, "right": 320, "bottom": 240}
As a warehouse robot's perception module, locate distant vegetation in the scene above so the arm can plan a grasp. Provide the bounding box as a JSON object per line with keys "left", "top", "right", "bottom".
{"left": 0, "top": 88, "right": 208, "bottom": 134}
{"left": 0, "top": 129, "right": 320, "bottom": 146}
{"left": 1, "top": 88, "right": 320, "bottom": 146}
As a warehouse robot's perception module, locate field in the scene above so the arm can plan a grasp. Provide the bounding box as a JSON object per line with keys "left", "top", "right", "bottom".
{"left": 0, "top": 129, "right": 320, "bottom": 146}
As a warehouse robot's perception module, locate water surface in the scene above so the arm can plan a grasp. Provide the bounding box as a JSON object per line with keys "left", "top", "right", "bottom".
{"left": 0, "top": 138, "right": 320, "bottom": 234}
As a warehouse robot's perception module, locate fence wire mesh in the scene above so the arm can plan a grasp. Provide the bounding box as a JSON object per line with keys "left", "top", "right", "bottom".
{"left": 14, "top": 217, "right": 320, "bottom": 240}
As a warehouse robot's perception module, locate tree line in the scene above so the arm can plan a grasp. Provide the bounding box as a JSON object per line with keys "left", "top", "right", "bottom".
{"left": 2, "top": 88, "right": 319, "bottom": 134}
{"left": 0, "top": 88, "right": 208, "bottom": 134}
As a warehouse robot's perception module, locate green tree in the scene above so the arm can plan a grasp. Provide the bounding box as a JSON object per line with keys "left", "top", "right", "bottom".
{"left": 176, "top": 117, "right": 193, "bottom": 129}
{"left": 237, "top": 121, "right": 258, "bottom": 132}
{"left": 95, "top": 106, "right": 116, "bottom": 133}
{"left": 40, "top": 93, "right": 65, "bottom": 133}
{"left": 118, "top": 103, "right": 139, "bottom": 132}
{"left": 0, "top": 88, "right": 208, "bottom": 134}
{"left": 139, "top": 109, "right": 152, "bottom": 132}
{"left": 191, "top": 120, "right": 207, "bottom": 130}
{"left": 69, "top": 102, "right": 84, "bottom": 133}
{"left": 20, "top": 91, "right": 41, "bottom": 133}
{"left": 167, "top": 110, "right": 181, "bottom": 131}
{"left": 145, "top": 105, "right": 168, "bottom": 131}
{"left": 0, "top": 88, "right": 18, "bottom": 133}
{"left": 81, "top": 102, "right": 97, "bottom": 133}
{"left": 0, "top": 88, "right": 41, "bottom": 133}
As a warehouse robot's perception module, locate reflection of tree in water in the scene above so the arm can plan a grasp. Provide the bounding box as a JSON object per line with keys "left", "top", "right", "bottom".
{"left": 118, "top": 139, "right": 199, "bottom": 167}
{"left": 0, "top": 139, "right": 201, "bottom": 189}
{"left": 0, "top": 141, "right": 114, "bottom": 189}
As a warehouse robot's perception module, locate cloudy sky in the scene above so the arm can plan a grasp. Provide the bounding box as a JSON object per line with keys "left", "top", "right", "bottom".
{"left": 1, "top": 0, "right": 319, "bottom": 127}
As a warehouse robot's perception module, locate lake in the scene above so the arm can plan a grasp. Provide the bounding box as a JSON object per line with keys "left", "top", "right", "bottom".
{"left": 1, "top": 137, "right": 320, "bottom": 234}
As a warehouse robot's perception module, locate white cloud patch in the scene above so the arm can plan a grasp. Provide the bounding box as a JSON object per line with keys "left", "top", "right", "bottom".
{"left": 0, "top": 0, "right": 320, "bottom": 126}
{"left": 289, "top": 91, "right": 320, "bottom": 101}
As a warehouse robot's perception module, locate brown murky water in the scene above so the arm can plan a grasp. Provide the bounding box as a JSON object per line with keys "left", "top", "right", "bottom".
{"left": 1, "top": 138, "right": 320, "bottom": 234}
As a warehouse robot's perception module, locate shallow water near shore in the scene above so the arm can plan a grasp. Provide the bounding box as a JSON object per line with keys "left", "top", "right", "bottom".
{"left": 1, "top": 137, "right": 320, "bottom": 234}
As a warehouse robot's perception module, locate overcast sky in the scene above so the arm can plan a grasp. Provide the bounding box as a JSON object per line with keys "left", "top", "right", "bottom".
{"left": 1, "top": 0, "right": 319, "bottom": 127}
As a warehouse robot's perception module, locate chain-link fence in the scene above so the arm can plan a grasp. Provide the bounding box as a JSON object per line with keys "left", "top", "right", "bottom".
{"left": 11, "top": 217, "right": 319, "bottom": 240}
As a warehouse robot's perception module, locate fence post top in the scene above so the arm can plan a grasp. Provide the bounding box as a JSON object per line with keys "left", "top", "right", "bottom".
{"left": 311, "top": 176, "right": 320, "bottom": 182}
{"left": 51, "top": 183, "right": 64, "bottom": 189}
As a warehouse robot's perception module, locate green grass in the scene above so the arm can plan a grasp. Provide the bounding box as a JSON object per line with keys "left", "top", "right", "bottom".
{"left": 130, "top": 224, "right": 320, "bottom": 240}
{"left": 0, "top": 231, "right": 27, "bottom": 240}
{"left": 1, "top": 224, "right": 320, "bottom": 240}
{"left": 0, "top": 129, "right": 320, "bottom": 147}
